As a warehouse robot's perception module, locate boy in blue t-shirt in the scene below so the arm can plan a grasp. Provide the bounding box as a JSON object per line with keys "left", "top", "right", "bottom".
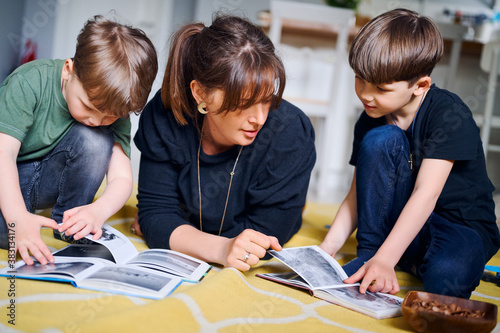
{"left": 0, "top": 15, "right": 157, "bottom": 265}
{"left": 320, "top": 8, "right": 499, "bottom": 298}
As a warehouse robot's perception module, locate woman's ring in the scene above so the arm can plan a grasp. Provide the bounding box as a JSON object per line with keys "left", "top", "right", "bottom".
{"left": 130, "top": 223, "right": 137, "bottom": 235}
{"left": 243, "top": 252, "right": 251, "bottom": 262}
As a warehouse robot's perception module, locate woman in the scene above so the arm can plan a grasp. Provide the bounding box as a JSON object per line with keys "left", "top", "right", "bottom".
{"left": 132, "top": 14, "right": 316, "bottom": 271}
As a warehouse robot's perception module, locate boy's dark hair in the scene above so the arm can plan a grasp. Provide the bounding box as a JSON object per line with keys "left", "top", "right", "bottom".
{"left": 349, "top": 8, "right": 443, "bottom": 85}
{"left": 161, "top": 14, "right": 286, "bottom": 128}
{"left": 73, "top": 15, "right": 158, "bottom": 117}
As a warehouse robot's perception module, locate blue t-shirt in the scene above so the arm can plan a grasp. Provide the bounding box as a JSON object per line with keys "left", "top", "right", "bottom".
{"left": 134, "top": 90, "right": 316, "bottom": 249}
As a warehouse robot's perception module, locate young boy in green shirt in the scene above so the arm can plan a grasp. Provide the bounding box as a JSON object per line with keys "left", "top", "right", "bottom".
{"left": 320, "top": 8, "right": 499, "bottom": 298}
{"left": 0, "top": 15, "right": 157, "bottom": 266}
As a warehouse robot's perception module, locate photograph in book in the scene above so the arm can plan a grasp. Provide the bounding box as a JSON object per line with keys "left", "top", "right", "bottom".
{"left": 53, "top": 243, "right": 115, "bottom": 262}
{"left": 260, "top": 271, "right": 315, "bottom": 290}
{"left": 55, "top": 223, "right": 140, "bottom": 263}
{"left": 83, "top": 266, "right": 177, "bottom": 292}
{"left": 259, "top": 271, "right": 403, "bottom": 319}
{"left": 127, "top": 249, "right": 208, "bottom": 279}
{"left": 51, "top": 224, "right": 212, "bottom": 282}
{"left": 257, "top": 245, "right": 403, "bottom": 319}
{"left": 268, "top": 246, "right": 355, "bottom": 289}
{"left": 314, "top": 286, "right": 403, "bottom": 319}
{"left": 2, "top": 256, "right": 183, "bottom": 300}
{"left": 0, "top": 224, "right": 211, "bottom": 299}
{"left": 77, "top": 223, "right": 139, "bottom": 264}
{"left": 15, "top": 261, "right": 94, "bottom": 277}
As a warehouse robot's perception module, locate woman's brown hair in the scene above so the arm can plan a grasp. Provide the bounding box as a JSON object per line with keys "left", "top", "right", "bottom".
{"left": 349, "top": 8, "right": 443, "bottom": 85}
{"left": 161, "top": 14, "right": 286, "bottom": 128}
{"left": 73, "top": 15, "right": 158, "bottom": 117}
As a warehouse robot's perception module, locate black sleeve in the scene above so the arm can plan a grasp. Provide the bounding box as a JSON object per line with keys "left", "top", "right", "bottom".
{"left": 134, "top": 91, "right": 191, "bottom": 249}
{"left": 225, "top": 102, "right": 316, "bottom": 245}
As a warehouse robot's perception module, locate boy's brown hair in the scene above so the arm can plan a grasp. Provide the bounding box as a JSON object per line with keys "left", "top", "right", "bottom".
{"left": 349, "top": 8, "right": 443, "bottom": 85}
{"left": 161, "top": 14, "right": 286, "bottom": 128}
{"left": 73, "top": 15, "right": 158, "bottom": 117}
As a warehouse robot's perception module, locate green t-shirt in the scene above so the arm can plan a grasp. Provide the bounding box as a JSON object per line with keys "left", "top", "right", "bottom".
{"left": 0, "top": 59, "right": 131, "bottom": 161}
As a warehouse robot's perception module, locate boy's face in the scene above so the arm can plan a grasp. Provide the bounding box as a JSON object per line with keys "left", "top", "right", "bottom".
{"left": 61, "top": 59, "right": 119, "bottom": 127}
{"left": 354, "top": 76, "right": 421, "bottom": 119}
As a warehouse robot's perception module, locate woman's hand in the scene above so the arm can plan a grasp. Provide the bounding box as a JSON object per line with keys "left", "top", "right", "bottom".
{"left": 343, "top": 257, "right": 400, "bottom": 295}
{"left": 168, "top": 225, "right": 282, "bottom": 271}
{"left": 221, "top": 229, "right": 282, "bottom": 271}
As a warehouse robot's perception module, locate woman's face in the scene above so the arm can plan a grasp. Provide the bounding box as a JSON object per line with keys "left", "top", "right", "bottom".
{"left": 203, "top": 89, "right": 270, "bottom": 155}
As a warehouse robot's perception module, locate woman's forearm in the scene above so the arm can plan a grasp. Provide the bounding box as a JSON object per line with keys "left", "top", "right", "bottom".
{"left": 169, "top": 224, "right": 231, "bottom": 264}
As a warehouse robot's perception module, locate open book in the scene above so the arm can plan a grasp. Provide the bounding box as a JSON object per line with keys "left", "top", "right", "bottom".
{"left": 0, "top": 224, "right": 211, "bottom": 300}
{"left": 257, "top": 245, "right": 403, "bottom": 319}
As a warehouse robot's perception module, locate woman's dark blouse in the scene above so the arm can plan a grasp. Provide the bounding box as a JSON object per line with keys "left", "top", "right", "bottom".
{"left": 134, "top": 90, "right": 316, "bottom": 249}
{"left": 350, "top": 84, "right": 499, "bottom": 256}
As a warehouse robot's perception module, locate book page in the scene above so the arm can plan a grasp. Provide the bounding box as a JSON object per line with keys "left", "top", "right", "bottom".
{"left": 256, "top": 271, "right": 312, "bottom": 290}
{"left": 315, "top": 285, "right": 403, "bottom": 319}
{"left": 269, "top": 245, "right": 358, "bottom": 290}
{"left": 53, "top": 243, "right": 115, "bottom": 263}
{"left": 78, "top": 265, "right": 182, "bottom": 299}
{"left": 127, "top": 249, "right": 211, "bottom": 282}
{"left": 61, "top": 224, "right": 138, "bottom": 263}
{"left": 0, "top": 256, "right": 181, "bottom": 300}
{"left": 6, "top": 256, "right": 108, "bottom": 283}
{"left": 53, "top": 226, "right": 211, "bottom": 282}
{"left": 80, "top": 224, "right": 139, "bottom": 264}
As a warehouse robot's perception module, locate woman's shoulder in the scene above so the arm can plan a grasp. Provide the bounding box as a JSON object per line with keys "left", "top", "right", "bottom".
{"left": 139, "top": 90, "right": 174, "bottom": 125}
{"left": 265, "top": 99, "right": 315, "bottom": 141}
{"left": 270, "top": 99, "right": 310, "bottom": 122}
{"left": 247, "top": 99, "right": 316, "bottom": 188}
{"left": 251, "top": 99, "right": 316, "bottom": 164}
{"left": 134, "top": 90, "right": 196, "bottom": 163}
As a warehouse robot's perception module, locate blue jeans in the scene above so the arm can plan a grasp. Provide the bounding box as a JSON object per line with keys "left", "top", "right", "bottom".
{"left": 0, "top": 123, "right": 114, "bottom": 248}
{"left": 343, "top": 125, "right": 487, "bottom": 298}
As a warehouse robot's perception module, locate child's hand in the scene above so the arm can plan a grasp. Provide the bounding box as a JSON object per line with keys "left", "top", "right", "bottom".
{"left": 58, "top": 204, "right": 104, "bottom": 241}
{"left": 343, "top": 258, "right": 400, "bottom": 295}
{"left": 221, "top": 229, "right": 282, "bottom": 271}
{"left": 15, "top": 212, "right": 59, "bottom": 265}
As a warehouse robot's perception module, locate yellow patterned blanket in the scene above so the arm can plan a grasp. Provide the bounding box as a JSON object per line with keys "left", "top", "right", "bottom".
{"left": 1, "top": 195, "right": 500, "bottom": 333}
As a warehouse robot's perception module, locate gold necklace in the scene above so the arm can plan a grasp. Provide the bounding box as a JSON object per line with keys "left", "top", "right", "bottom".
{"left": 197, "top": 134, "right": 243, "bottom": 236}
